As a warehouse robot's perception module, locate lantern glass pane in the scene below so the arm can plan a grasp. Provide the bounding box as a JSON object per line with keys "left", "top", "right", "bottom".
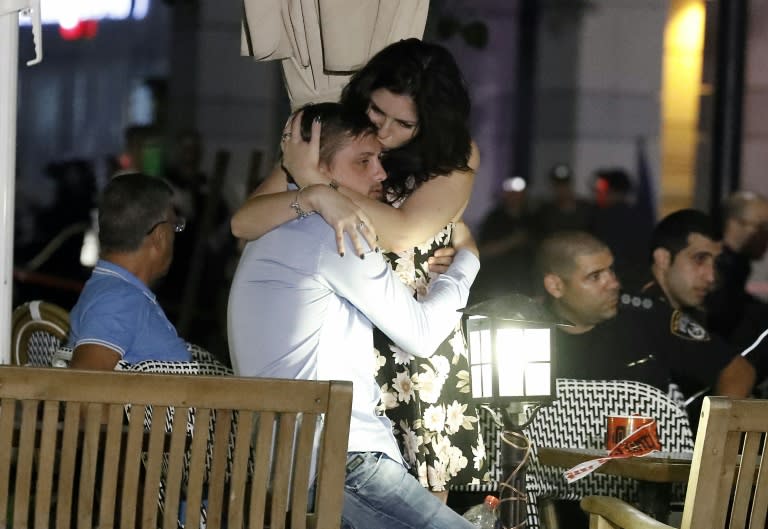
{"left": 525, "top": 363, "right": 552, "bottom": 396}
{"left": 471, "top": 365, "right": 483, "bottom": 398}
{"left": 467, "top": 318, "right": 493, "bottom": 365}
{"left": 521, "top": 328, "right": 550, "bottom": 362}
{"left": 496, "top": 327, "right": 525, "bottom": 398}
{"left": 467, "top": 317, "right": 494, "bottom": 399}
{"left": 482, "top": 364, "right": 493, "bottom": 398}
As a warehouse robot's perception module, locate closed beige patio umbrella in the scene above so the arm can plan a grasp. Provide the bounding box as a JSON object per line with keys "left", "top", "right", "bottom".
{"left": 242, "top": 0, "right": 430, "bottom": 109}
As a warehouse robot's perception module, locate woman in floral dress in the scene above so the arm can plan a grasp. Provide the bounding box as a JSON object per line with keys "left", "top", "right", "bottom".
{"left": 374, "top": 222, "right": 487, "bottom": 499}
{"left": 230, "top": 39, "right": 487, "bottom": 499}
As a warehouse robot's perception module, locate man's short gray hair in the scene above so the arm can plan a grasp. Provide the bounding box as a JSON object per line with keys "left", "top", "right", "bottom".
{"left": 98, "top": 173, "right": 173, "bottom": 254}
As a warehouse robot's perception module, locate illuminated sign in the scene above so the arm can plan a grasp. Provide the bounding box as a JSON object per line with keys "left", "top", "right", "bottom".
{"left": 20, "top": 0, "right": 149, "bottom": 27}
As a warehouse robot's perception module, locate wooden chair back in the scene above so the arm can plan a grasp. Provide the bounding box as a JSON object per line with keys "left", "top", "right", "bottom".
{"left": 0, "top": 366, "right": 352, "bottom": 529}
{"left": 581, "top": 396, "right": 768, "bottom": 529}
{"left": 10, "top": 300, "right": 70, "bottom": 366}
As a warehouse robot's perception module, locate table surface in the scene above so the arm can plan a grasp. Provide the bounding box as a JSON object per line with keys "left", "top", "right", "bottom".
{"left": 538, "top": 446, "right": 693, "bottom": 483}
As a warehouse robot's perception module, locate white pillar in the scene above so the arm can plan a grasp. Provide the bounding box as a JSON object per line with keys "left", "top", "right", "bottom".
{"left": 0, "top": 12, "right": 20, "bottom": 364}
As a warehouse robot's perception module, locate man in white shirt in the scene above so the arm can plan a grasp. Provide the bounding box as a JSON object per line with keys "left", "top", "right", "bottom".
{"left": 228, "top": 103, "right": 479, "bottom": 529}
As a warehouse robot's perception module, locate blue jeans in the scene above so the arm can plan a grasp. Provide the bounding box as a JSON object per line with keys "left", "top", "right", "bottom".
{"left": 341, "top": 452, "right": 476, "bottom": 529}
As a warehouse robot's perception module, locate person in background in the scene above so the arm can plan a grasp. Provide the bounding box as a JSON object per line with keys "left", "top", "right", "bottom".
{"left": 114, "top": 125, "right": 160, "bottom": 177}
{"left": 705, "top": 192, "right": 768, "bottom": 353}
{"left": 68, "top": 173, "right": 191, "bottom": 370}
{"left": 588, "top": 167, "right": 653, "bottom": 291}
{"left": 472, "top": 176, "right": 535, "bottom": 302}
{"left": 228, "top": 103, "right": 480, "bottom": 529}
{"left": 156, "top": 129, "right": 234, "bottom": 355}
{"left": 532, "top": 163, "right": 591, "bottom": 238}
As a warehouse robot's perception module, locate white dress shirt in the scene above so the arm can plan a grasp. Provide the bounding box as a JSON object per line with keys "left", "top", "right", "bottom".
{"left": 228, "top": 214, "right": 479, "bottom": 462}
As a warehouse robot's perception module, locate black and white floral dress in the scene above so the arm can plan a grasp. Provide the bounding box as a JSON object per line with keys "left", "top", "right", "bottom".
{"left": 373, "top": 223, "right": 488, "bottom": 491}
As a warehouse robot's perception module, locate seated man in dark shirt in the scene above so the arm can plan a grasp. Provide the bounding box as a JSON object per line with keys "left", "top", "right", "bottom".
{"left": 536, "top": 229, "right": 754, "bottom": 419}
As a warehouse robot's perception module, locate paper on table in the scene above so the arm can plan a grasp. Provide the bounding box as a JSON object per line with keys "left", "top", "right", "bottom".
{"left": 563, "top": 421, "right": 661, "bottom": 484}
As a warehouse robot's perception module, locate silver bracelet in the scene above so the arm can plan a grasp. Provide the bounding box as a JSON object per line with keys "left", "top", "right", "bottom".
{"left": 290, "top": 187, "right": 315, "bottom": 219}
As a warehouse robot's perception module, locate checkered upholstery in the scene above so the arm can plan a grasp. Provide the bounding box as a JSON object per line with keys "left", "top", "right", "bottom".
{"left": 461, "top": 379, "right": 694, "bottom": 529}
{"left": 11, "top": 300, "right": 70, "bottom": 366}
{"left": 116, "top": 354, "right": 234, "bottom": 439}
{"left": 116, "top": 352, "right": 234, "bottom": 528}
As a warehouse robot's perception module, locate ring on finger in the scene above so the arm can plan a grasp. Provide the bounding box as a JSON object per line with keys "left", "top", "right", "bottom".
{"left": 281, "top": 132, "right": 292, "bottom": 140}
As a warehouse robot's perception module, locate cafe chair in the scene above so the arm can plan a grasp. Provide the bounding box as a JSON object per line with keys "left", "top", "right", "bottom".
{"left": 0, "top": 365, "right": 352, "bottom": 529}
{"left": 581, "top": 396, "right": 768, "bottom": 529}
{"left": 522, "top": 379, "right": 695, "bottom": 529}
{"left": 10, "top": 300, "right": 70, "bottom": 366}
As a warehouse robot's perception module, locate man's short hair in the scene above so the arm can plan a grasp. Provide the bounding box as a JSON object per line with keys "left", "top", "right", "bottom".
{"left": 649, "top": 209, "right": 719, "bottom": 263}
{"left": 536, "top": 231, "right": 610, "bottom": 280}
{"left": 297, "top": 103, "right": 377, "bottom": 166}
{"left": 98, "top": 173, "right": 174, "bottom": 254}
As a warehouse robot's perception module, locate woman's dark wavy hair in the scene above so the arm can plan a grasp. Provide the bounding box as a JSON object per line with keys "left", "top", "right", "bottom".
{"left": 340, "top": 38, "right": 472, "bottom": 202}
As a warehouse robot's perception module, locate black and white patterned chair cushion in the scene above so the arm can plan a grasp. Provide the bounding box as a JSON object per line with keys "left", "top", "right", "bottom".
{"left": 116, "top": 355, "right": 234, "bottom": 434}
{"left": 25, "top": 331, "right": 64, "bottom": 366}
{"left": 116, "top": 353, "right": 234, "bottom": 528}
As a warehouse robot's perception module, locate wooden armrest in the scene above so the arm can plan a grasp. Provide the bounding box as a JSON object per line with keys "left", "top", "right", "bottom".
{"left": 580, "top": 496, "right": 675, "bottom": 529}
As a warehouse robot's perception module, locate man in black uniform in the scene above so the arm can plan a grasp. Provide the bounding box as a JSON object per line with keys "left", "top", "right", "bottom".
{"left": 537, "top": 227, "right": 755, "bottom": 422}
{"left": 640, "top": 209, "right": 756, "bottom": 421}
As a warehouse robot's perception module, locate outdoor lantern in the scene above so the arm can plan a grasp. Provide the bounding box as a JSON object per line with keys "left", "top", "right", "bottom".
{"left": 462, "top": 293, "right": 557, "bottom": 405}
{"left": 461, "top": 293, "right": 561, "bottom": 529}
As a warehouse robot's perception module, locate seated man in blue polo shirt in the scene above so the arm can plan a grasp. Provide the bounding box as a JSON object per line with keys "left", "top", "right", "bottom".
{"left": 68, "top": 173, "right": 191, "bottom": 370}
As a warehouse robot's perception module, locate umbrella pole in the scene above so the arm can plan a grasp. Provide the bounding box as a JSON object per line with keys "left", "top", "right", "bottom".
{"left": 0, "top": 11, "right": 20, "bottom": 364}
{"left": 0, "top": 1, "right": 41, "bottom": 364}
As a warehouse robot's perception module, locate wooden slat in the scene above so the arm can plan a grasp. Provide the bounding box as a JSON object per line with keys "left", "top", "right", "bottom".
{"left": 56, "top": 402, "right": 81, "bottom": 529}
{"left": 97, "top": 403, "right": 125, "bottom": 529}
{"left": 314, "top": 381, "right": 352, "bottom": 529}
{"left": 161, "top": 406, "right": 190, "bottom": 529}
{"left": 749, "top": 435, "right": 768, "bottom": 529}
{"left": 120, "top": 404, "right": 147, "bottom": 529}
{"left": 271, "top": 412, "right": 298, "bottom": 529}
{"left": 185, "top": 407, "right": 211, "bottom": 529}
{"left": 0, "top": 398, "right": 15, "bottom": 524}
{"left": 715, "top": 431, "right": 742, "bottom": 529}
{"left": 33, "top": 401, "right": 58, "bottom": 529}
{"left": 290, "top": 412, "right": 319, "bottom": 529}
{"left": 731, "top": 431, "right": 761, "bottom": 528}
{"left": 141, "top": 404, "right": 168, "bottom": 529}
{"left": 228, "top": 410, "right": 254, "bottom": 528}
{"left": 206, "top": 409, "right": 233, "bottom": 528}
{"left": 250, "top": 412, "right": 276, "bottom": 529}
{"left": 76, "top": 403, "right": 103, "bottom": 529}
{"left": 13, "top": 399, "right": 38, "bottom": 529}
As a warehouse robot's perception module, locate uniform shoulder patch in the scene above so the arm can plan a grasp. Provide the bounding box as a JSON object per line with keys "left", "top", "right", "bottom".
{"left": 670, "top": 310, "right": 710, "bottom": 341}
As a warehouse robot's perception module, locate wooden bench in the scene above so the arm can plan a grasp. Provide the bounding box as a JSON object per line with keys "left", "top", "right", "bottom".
{"left": 0, "top": 366, "right": 352, "bottom": 529}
